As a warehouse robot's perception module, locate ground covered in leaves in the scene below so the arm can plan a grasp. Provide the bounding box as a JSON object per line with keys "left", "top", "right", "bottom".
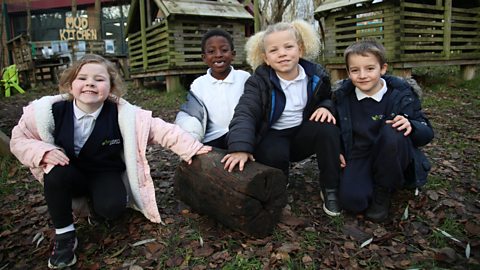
{"left": 0, "top": 68, "right": 479, "bottom": 269}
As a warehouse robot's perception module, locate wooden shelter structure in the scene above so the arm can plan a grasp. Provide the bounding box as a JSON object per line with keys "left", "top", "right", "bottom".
{"left": 7, "top": 34, "right": 105, "bottom": 86}
{"left": 315, "top": 0, "right": 480, "bottom": 81}
{"left": 125, "top": 0, "right": 253, "bottom": 91}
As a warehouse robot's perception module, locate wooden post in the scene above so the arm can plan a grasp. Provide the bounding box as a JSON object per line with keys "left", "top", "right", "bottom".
{"left": 392, "top": 68, "right": 412, "bottom": 78}
{"left": 26, "top": 0, "right": 31, "bottom": 39}
{"left": 94, "top": 0, "right": 101, "bottom": 36}
{"left": 443, "top": 0, "right": 452, "bottom": 59}
{"left": 174, "top": 149, "right": 287, "bottom": 237}
{"left": 139, "top": 0, "right": 148, "bottom": 71}
{"left": 133, "top": 78, "right": 144, "bottom": 89}
{"left": 71, "top": 0, "right": 77, "bottom": 17}
{"left": 254, "top": 0, "right": 260, "bottom": 32}
{"left": 328, "top": 68, "right": 348, "bottom": 83}
{"left": 165, "top": 75, "right": 183, "bottom": 92}
{"left": 460, "top": 65, "right": 476, "bottom": 81}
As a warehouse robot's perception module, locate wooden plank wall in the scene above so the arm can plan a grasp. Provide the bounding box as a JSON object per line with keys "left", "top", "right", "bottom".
{"left": 321, "top": 0, "right": 480, "bottom": 65}
{"left": 322, "top": 1, "right": 394, "bottom": 64}
{"left": 128, "top": 18, "right": 249, "bottom": 75}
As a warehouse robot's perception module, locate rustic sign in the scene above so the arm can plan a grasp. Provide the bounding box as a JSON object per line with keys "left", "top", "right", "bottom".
{"left": 59, "top": 17, "right": 97, "bottom": 40}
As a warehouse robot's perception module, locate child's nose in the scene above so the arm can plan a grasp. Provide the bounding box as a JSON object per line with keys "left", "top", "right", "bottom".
{"left": 85, "top": 79, "right": 95, "bottom": 86}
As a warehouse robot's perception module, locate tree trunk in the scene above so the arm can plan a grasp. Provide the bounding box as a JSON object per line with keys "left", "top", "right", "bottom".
{"left": 26, "top": 0, "right": 31, "bottom": 38}
{"left": 71, "top": 0, "right": 77, "bottom": 17}
{"left": 174, "top": 149, "right": 287, "bottom": 238}
{"left": 94, "top": 0, "right": 101, "bottom": 37}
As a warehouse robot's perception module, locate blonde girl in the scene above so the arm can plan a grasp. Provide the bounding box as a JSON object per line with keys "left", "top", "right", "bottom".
{"left": 221, "top": 20, "right": 342, "bottom": 217}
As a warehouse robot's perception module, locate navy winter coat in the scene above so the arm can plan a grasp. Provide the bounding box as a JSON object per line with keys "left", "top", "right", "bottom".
{"left": 333, "top": 75, "right": 434, "bottom": 187}
{"left": 227, "top": 59, "right": 332, "bottom": 154}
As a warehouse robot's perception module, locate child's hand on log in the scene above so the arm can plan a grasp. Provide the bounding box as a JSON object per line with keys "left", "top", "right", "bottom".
{"left": 187, "top": 145, "right": 212, "bottom": 164}
{"left": 221, "top": 152, "right": 255, "bottom": 172}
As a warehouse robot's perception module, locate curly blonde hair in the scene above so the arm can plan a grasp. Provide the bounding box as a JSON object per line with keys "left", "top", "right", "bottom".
{"left": 245, "top": 20, "right": 321, "bottom": 70}
{"left": 58, "top": 54, "right": 126, "bottom": 102}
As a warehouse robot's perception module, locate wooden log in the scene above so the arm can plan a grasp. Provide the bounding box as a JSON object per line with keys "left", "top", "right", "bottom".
{"left": 174, "top": 149, "right": 287, "bottom": 238}
{"left": 0, "top": 130, "right": 12, "bottom": 157}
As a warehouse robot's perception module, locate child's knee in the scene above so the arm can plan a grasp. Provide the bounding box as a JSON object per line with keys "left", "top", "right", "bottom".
{"left": 44, "top": 165, "right": 75, "bottom": 188}
{"left": 379, "top": 125, "right": 406, "bottom": 151}
{"left": 93, "top": 199, "right": 126, "bottom": 220}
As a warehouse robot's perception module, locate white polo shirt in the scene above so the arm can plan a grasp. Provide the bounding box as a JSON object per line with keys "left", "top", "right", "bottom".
{"left": 73, "top": 100, "right": 103, "bottom": 155}
{"left": 272, "top": 65, "right": 308, "bottom": 130}
{"left": 190, "top": 67, "right": 250, "bottom": 143}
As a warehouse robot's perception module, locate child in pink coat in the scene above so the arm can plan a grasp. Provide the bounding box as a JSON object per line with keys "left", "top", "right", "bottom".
{"left": 10, "top": 54, "right": 211, "bottom": 269}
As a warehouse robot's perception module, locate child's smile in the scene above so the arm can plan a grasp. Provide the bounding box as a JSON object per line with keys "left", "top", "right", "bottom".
{"left": 347, "top": 53, "right": 387, "bottom": 96}
{"left": 202, "top": 36, "right": 235, "bottom": 80}
{"left": 263, "top": 30, "right": 303, "bottom": 81}
{"left": 70, "top": 63, "right": 111, "bottom": 113}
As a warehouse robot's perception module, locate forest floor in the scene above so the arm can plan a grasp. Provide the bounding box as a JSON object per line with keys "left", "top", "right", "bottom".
{"left": 0, "top": 67, "right": 479, "bottom": 269}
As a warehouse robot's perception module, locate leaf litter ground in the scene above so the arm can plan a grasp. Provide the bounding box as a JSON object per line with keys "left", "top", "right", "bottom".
{"left": 0, "top": 74, "right": 479, "bottom": 269}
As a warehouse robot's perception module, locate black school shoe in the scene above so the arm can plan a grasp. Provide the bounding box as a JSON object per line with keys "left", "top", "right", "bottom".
{"left": 48, "top": 231, "right": 78, "bottom": 269}
{"left": 320, "top": 188, "right": 342, "bottom": 216}
{"left": 365, "top": 186, "right": 391, "bottom": 222}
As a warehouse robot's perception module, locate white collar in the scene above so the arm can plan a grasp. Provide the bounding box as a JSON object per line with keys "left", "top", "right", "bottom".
{"left": 207, "top": 66, "right": 235, "bottom": 84}
{"left": 355, "top": 78, "right": 387, "bottom": 102}
{"left": 278, "top": 64, "right": 306, "bottom": 89}
{"left": 73, "top": 100, "right": 103, "bottom": 120}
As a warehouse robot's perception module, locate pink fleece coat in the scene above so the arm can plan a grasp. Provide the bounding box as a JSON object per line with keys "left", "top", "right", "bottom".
{"left": 10, "top": 94, "right": 203, "bottom": 223}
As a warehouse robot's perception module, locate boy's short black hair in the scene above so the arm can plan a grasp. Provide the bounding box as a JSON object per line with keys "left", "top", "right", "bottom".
{"left": 201, "top": 29, "right": 235, "bottom": 53}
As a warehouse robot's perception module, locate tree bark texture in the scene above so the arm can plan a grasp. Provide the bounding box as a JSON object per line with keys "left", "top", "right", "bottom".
{"left": 174, "top": 149, "right": 287, "bottom": 238}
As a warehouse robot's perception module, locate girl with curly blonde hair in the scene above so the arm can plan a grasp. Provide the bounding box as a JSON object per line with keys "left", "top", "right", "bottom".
{"left": 222, "top": 20, "right": 342, "bottom": 217}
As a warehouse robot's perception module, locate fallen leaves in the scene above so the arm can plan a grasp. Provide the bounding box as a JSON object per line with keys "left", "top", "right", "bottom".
{"left": 1, "top": 83, "right": 479, "bottom": 269}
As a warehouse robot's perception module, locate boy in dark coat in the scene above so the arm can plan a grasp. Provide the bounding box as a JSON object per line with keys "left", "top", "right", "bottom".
{"left": 333, "top": 40, "right": 434, "bottom": 222}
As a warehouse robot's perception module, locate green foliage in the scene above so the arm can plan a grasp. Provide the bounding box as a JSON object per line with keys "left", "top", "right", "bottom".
{"left": 425, "top": 174, "right": 452, "bottom": 190}
{"left": 327, "top": 215, "right": 345, "bottom": 232}
{"left": 124, "top": 83, "right": 187, "bottom": 111}
{"left": 429, "top": 217, "right": 464, "bottom": 248}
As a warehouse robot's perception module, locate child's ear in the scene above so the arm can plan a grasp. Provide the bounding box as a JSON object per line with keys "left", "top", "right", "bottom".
{"left": 201, "top": 53, "right": 206, "bottom": 62}
{"left": 380, "top": 63, "right": 388, "bottom": 75}
{"left": 232, "top": 50, "right": 237, "bottom": 57}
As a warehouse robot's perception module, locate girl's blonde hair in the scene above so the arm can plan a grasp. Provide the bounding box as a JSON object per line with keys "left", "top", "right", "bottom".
{"left": 245, "top": 20, "right": 321, "bottom": 70}
{"left": 58, "top": 54, "right": 126, "bottom": 102}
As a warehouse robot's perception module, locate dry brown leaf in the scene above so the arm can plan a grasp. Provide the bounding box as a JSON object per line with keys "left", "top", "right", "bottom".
{"left": 166, "top": 256, "right": 184, "bottom": 267}
{"left": 280, "top": 214, "right": 306, "bottom": 227}
{"left": 277, "top": 242, "right": 301, "bottom": 253}
{"left": 426, "top": 190, "right": 439, "bottom": 201}
{"left": 465, "top": 221, "right": 480, "bottom": 236}
{"left": 145, "top": 242, "right": 163, "bottom": 254}
{"left": 344, "top": 241, "right": 355, "bottom": 250}
{"left": 193, "top": 245, "right": 215, "bottom": 257}
{"left": 302, "top": 254, "right": 313, "bottom": 264}
{"left": 382, "top": 257, "right": 395, "bottom": 268}
{"left": 435, "top": 247, "right": 458, "bottom": 263}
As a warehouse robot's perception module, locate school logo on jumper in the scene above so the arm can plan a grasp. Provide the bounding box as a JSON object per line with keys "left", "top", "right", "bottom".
{"left": 371, "top": 114, "right": 384, "bottom": 121}
{"left": 102, "top": 139, "right": 121, "bottom": 146}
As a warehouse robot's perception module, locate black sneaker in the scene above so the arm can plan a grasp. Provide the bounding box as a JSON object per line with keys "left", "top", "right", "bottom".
{"left": 320, "top": 188, "right": 341, "bottom": 216}
{"left": 48, "top": 231, "right": 78, "bottom": 269}
{"left": 365, "top": 186, "right": 391, "bottom": 222}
